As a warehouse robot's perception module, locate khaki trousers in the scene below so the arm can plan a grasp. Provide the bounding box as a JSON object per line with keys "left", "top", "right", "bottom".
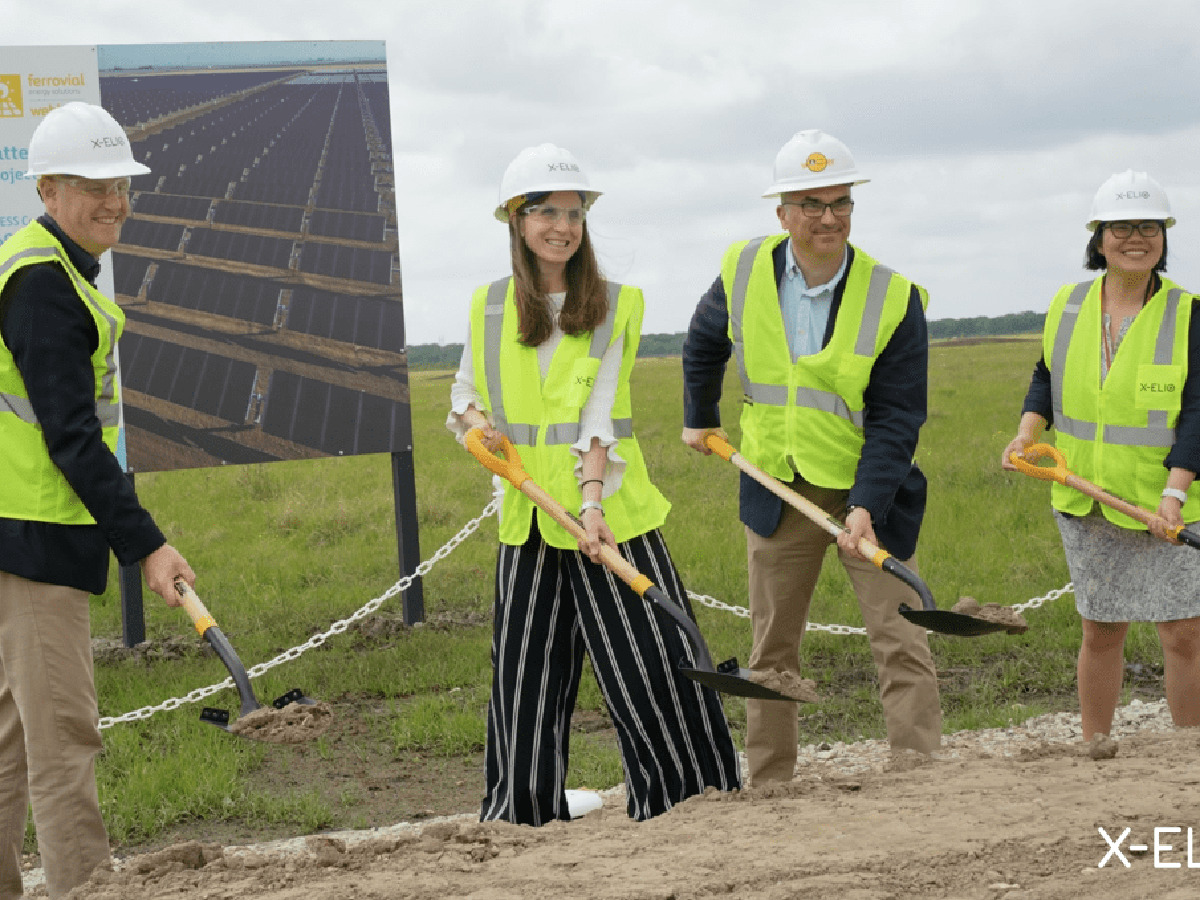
{"left": 0, "top": 572, "right": 109, "bottom": 899}
{"left": 745, "top": 481, "right": 942, "bottom": 784}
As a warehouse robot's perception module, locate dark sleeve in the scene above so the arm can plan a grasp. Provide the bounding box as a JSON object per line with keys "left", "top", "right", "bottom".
{"left": 847, "top": 285, "right": 927, "bottom": 522}
{"left": 682, "top": 274, "right": 733, "bottom": 428}
{"left": 1, "top": 264, "right": 165, "bottom": 565}
{"left": 1164, "top": 300, "right": 1200, "bottom": 474}
{"left": 1020, "top": 355, "right": 1054, "bottom": 424}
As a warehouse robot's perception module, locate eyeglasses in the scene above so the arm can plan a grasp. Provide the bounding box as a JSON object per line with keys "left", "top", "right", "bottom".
{"left": 781, "top": 198, "right": 854, "bottom": 218}
{"left": 60, "top": 177, "right": 132, "bottom": 199}
{"left": 1106, "top": 221, "right": 1162, "bottom": 238}
{"left": 521, "top": 204, "right": 586, "bottom": 225}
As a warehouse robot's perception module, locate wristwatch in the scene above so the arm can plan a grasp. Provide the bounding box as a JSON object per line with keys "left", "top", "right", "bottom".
{"left": 1162, "top": 487, "right": 1189, "bottom": 504}
{"left": 579, "top": 500, "right": 605, "bottom": 516}
{"left": 845, "top": 504, "right": 873, "bottom": 524}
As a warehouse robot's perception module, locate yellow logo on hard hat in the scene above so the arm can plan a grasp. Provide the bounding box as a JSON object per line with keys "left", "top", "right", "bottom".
{"left": 804, "top": 153, "right": 832, "bottom": 173}
{"left": 0, "top": 76, "right": 23, "bottom": 118}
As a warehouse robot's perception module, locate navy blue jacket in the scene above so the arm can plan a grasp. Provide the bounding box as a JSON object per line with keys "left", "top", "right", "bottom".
{"left": 682, "top": 241, "right": 928, "bottom": 560}
{"left": 0, "top": 215, "right": 165, "bottom": 594}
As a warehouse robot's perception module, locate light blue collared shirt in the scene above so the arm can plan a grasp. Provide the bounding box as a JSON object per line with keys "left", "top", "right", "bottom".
{"left": 779, "top": 241, "right": 848, "bottom": 360}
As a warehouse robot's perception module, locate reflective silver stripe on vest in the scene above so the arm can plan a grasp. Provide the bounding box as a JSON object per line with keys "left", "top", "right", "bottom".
{"left": 795, "top": 386, "right": 865, "bottom": 428}
{"left": 0, "top": 392, "right": 38, "bottom": 424}
{"left": 1, "top": 242, "right": 121, "bottom": 429}
{"left": 854, "top": 263, "right": 897, "bottom": 357}
{"left": 482, "top": 278, "right": 519, "bottom": 439}
{"left": 1051, "top": 282, "right": 1180, "bottom": 447}
{"left": 728, "top": 238, "right": 867, "bottom": 428}
{"left": 729, "top": 237, "right": 767, "bottom": 402}
{"left": 482, "top": 279, "right": 626, "bottom": 446}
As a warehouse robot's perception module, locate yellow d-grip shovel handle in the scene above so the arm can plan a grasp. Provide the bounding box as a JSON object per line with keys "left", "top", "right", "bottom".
{"left": 465, "top": 428, "right": 530, "bottom": 490}
{"left": 1008, "top": 442, "right": 1069, "bottom": 484}
{"left": 1010, "top": 442, "right": 1195, "bottom": 547}
{"left": 704, "top": 431, "right": 736, "bottom": 462}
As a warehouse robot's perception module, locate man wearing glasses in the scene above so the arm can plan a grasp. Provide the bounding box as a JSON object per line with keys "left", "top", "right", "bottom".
{"left": 681, "top": 129, "right": 941, "bottom": 784}
{"left": 0, "top": 102, "right": 194, "bottom": 898}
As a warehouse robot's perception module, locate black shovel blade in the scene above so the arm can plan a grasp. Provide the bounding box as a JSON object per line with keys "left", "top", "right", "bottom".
{"left": 199, "top": 706, "right": 236, "bottom": 732}
{"left": 680, "top": 658, "right": 807, "bottom": 703}
{"left": 200, "top": 688, "right": 315, "bottom": 734}
{"left": 272, "top": 688, "right": 317, "bottom": 709}
{"left": 899, "top": 604, "right": 1010, "bottom": 637}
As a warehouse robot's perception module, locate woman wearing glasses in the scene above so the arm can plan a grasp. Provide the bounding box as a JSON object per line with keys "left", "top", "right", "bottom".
{"left": 448, "top": 144, "right": 741, "bottom": 826}
{"left": 1002, "top": 170, "right": 1200, "bottom": 743}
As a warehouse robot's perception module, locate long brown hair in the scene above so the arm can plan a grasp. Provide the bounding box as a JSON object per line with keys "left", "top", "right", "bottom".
{"left": 507, "top": 195, "right": 608, "bottom": 347}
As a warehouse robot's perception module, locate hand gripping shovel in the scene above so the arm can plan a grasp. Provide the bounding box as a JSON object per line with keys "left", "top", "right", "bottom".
{"left": 703, "top": 433, "right": 1009, "bottom": 637}
{"left": 1010, "top": 443, "right": 1200, "bottom": 550}
{"left": 174, "top": 579, "right": 318, "bottom": 738}
{"left": 464, "top": 428, "right": 800, "bottom": 702}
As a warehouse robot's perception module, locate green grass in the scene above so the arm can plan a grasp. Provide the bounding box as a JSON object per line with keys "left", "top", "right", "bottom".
{"left": 74, "top": 337, "right": 1172, "bottom": 849}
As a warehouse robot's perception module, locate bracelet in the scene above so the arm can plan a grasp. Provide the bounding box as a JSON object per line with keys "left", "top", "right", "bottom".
{"left": 580, "top": 478, "right": 604, "bottom": 489}
{"left": 579, "top": 500, "right": 605, "bottom": 516}
{"left": 1162, "top": 487, "right": 1189, "bottom": 504}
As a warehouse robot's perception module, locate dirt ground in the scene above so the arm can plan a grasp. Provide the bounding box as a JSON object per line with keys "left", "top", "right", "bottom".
{"left": 60, "top": 727, "right": 1200, "bottom": 899}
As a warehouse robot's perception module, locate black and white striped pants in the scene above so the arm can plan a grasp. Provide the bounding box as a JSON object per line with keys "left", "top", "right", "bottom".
{"left": 480, "top": 523, "right": 743, "bottom": 825}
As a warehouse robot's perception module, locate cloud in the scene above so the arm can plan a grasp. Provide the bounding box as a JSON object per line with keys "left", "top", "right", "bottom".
{"left": 9, "top": 0, "right": 1200, "bottom": 343}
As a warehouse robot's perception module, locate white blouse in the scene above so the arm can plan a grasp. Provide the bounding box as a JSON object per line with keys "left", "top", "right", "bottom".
{"left": 446, "top": 291, "right": 628, "bottom": 495}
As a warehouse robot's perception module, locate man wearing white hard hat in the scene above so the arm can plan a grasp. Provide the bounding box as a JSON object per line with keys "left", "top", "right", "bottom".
{"left": 681, "top": 130, "right": 941, "bottom": 783}
{"left": 0, "top": 102, "right": 195, "bottom": 897}
{"left": 1003, "top": 170, "right": 1200, "bottom": 744}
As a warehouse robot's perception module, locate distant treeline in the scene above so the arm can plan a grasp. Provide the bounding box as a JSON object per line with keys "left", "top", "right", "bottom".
{"left": 406, "top": 311, "right": 1045, "bottom": 368}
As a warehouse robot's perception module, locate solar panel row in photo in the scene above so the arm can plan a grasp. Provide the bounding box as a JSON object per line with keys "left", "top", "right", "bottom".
{"left": 119, "top": 331, "right": 411, "bottom": 457}
{"left": 102, "top": 65, "right": 409, "bottom": 469}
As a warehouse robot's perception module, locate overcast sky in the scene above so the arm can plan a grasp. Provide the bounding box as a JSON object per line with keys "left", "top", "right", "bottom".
{"left": 10, "top": 0, "right": 1200, "bottom": 345}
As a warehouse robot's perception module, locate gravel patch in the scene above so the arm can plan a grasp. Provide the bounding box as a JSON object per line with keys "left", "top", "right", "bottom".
{"left": 21, "top": 698, "right": 1178, "bottom": 893}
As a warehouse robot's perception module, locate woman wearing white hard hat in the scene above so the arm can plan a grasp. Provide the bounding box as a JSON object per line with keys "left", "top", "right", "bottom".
{"left": 448, "top": 144, "right": 741, "bottom": 826}
{"left": 1002, "top": 170, "right": 1200, "bottom": 742}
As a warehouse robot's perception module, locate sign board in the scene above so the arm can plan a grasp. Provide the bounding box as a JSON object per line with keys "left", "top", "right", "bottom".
{"left": 2, "top": 41, "right": 412, "bottom": 473}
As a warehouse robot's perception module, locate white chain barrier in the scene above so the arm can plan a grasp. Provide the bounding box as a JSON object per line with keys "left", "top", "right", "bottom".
{"left": 98, "top": 499, "right": 1073, "bottom": 728}
{"left": 99, "top": 498, "right": 502, "bottom": 729}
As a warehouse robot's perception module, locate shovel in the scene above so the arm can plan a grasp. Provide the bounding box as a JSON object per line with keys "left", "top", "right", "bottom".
{"left": 702, "top": 433, "right": 1009, "bottom": 637}
{"left": 1010, "top": 443, "right": 1200, "bottom": 550}
{"left": 465, "top": 428, "right": 801, "bottom": 703}
{"left": 174, "top": 579, "right": 317, "bottom": 736}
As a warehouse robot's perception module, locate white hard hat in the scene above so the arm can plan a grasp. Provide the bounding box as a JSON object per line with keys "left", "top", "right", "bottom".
{"left": 494, "top": 143, "right": 600, "bottom": 222}
{"left": 762, "top": 129, "right": 868, "bottom": 198}
{"left": 26, "top": 101, "right": 150, "bottom": 179}
{"left": 1087, "top": 169, "right": 1174, "bottom": 230}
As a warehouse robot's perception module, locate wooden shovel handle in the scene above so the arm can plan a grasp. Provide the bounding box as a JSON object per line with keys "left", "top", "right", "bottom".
{"left": 1013, "top": 442, "right": 1190, "bottom": 544}
{"left": 703, "top": 432, "right": 890, "bottom": 567}
{"left": 174, "top": 578, "right": 217, "bottom": 637}
{"left": 465, "top": 428, "right": 652, "bottom": 593}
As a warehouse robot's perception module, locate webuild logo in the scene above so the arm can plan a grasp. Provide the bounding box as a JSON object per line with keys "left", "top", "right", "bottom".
{"left": 0, "top": 76, "right": 23, "bottom": 118}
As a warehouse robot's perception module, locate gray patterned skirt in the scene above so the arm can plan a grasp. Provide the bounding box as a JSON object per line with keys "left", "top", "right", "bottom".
{"left": 1055, "top": 510, "right": 1200, "bottom": 623}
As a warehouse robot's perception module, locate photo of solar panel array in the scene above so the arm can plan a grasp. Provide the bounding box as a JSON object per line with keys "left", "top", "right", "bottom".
{"left": 100, "top": 59, "right": 410, "bottom": 473}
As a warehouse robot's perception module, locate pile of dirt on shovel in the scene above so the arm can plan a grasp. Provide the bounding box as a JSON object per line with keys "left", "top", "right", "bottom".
{"left": 227, "top": 701, "right": 333, "bottom": 744}
{"left": 951, "top": 596, "right": 1029, "bottom": 634}
{"left": 747, "top": 669, "right": 820, "bottom": 702}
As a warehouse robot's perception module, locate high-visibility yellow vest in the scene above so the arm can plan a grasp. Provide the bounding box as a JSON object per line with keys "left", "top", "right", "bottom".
{"left": 469, "top": 278, "right": 670, "bottom": 548}
{"left": 723, "top": 234, "right": 928, "bottom": 487}
{"left": 1045, "top": 276, "right": 1198, "bottom": 526}
{"left": 0, "top": 221, "right": 123, "bottom": 525}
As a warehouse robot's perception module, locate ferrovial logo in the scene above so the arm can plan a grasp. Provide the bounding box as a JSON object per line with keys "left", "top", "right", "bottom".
{"left": 804, "top": 152, "right": 831, "bottom": 173}
{"left": 0, "top": 76, "right": 23, "bottom": 118}
{"left": 1098, "top": 826, "right": 1200, "bottom": 868}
